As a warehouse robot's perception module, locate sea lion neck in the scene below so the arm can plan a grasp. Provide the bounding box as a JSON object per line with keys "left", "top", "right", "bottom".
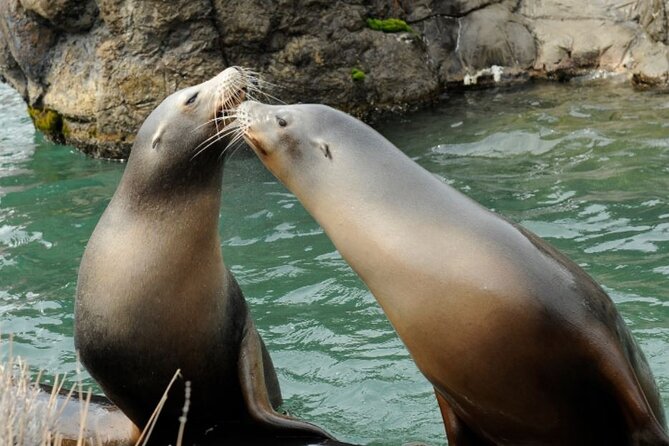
{"left": 114, "top": 150, "right": 225, "bottom": 218}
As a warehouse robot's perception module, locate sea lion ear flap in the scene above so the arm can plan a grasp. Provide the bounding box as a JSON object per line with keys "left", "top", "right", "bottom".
{"left": 151, "top": 129, "right": 162, "bottom": 151}
{"left": 319, "top": 141, "right": 332, "bottom": 160}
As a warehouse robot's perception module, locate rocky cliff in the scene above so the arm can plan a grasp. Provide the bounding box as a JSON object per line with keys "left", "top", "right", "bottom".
{"left": 2, "top": 0, "right": 669, "bottom": 158}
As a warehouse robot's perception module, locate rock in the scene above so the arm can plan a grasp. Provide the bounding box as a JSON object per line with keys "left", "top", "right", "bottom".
{"left": 457, "top": 4, "right": 535, "bottom": 74}
{"left": 19, "top": 0, "right": 98, "bottom": 32}
{"left": 0, "top": 31, "right": 27, "bottom": 98}
{"left": 412, "top": 15, "right": 462, "bottom": 83}
{"left": 3, "top": 0, "right": 669, "bottom": 158}
{"left": 528, "top": 19, "right": 637, "bottom": 77}
{"left": 403, "top": 0, "right": 505, "bottom": 21}
{"left": 632, "top": 0, "right": 668, "bottom": 43}
{"left": 629, "top": 36, "right": 669, "bottom": 89}
{"left": 0, "top": 0, "right": 58, "bottom": 102}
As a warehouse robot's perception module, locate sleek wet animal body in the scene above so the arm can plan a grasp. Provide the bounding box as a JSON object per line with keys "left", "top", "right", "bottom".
{"left": 74, "top": 69, "right": 334, "bottom": 445}
{"left": 237, "top": 100, "right": 669, "bottom": 446}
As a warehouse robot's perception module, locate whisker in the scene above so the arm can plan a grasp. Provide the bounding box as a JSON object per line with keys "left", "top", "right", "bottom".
{"left": 228, "top": 142, "right": 246, "bottom": 160}
{"left": 252, "top": 78, "right": 282, "bottom": 90}
{"left": 224, "top": 131, "right": 245, "bottom": 151}
{"left": 212, "top": 89, "right": 221, "bottom": 135}
{"left": 191, "top": 128, "right": 233, "bottom": 156}
{"left": 193, "top": 117, "right": 220, "bottom": 131}
{"left": 190, "top": 120, "right": 242, "bottom": 159}
{"left": 220, "top": 137, "right": 246, "bottom": 162}
{"left": 247, "top": 89, "right": 285, "bottom": 105}
{"left": 244, "top": 81, "right": 284, "bottom": 104}
{"left": 190, "top": 137, "right": 223, "bottom": 161}
{"left": 221, "top": 132, "right": 244, "bottom": 162}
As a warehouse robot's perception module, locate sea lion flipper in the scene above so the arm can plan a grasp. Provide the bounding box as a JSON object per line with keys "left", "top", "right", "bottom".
{"left": 435, "top": 390, "right": 492, "bottom": 446}
{"left": 238, "top": 317, "right": 335, "bottom": 440}
{"left": 238, "top": 322, "right": 334, "bottom": 440}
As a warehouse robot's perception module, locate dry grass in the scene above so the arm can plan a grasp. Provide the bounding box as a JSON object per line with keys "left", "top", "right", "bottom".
{"left": 0, "top": 335, "right": 189, "bottom": 446}
{"left": 0, "top": 336, "right": 78, "bottom": 446}
{"left": 134, "top": 369, "right": 183, "bottom": 446}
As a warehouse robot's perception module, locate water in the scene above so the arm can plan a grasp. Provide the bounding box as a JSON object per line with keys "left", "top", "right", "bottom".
{"left": 0, "top": 80, "right": 668, "bottom": 445}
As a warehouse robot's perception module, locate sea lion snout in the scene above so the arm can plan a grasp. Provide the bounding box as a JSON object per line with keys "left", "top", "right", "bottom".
{"left": 237, "top": 101, "right": 271, "bottom": 155}
{"left": 237, "top": 101, "right": 293, "bottom": 148}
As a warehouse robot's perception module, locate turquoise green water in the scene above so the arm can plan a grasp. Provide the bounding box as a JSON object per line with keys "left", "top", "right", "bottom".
{"left": 1, "top": 80, "right": 668, "bottom": 445}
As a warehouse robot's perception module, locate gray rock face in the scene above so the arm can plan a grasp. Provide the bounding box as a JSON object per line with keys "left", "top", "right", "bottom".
{"left": 2, "top": 0, "right": 669, "bottom": 158}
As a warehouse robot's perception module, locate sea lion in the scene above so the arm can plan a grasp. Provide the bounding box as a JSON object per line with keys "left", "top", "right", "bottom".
{"left": 235, "top": 100, "right": 669, "bottom": 446}
{"left": 74, "top": 69, "right": 334, "bottom": 445}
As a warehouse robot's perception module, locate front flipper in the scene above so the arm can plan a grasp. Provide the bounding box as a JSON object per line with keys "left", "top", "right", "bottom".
{"left": 435, "top": 390, "right": 493, "bottom": 446}
{"left": 238, "top": 316, "right": 334, "bottom": 440}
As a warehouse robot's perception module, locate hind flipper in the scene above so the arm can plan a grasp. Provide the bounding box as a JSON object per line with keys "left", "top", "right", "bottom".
{"left": 238, "top": 316, "right": 334, "bottom": 440}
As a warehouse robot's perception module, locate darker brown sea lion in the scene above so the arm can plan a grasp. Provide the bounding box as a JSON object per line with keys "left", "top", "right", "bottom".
{"left": 236, "top": 100, "right": 669, "bottom": 446}
{"left": 74, "top": 69, "right": 335, "bottom": 445}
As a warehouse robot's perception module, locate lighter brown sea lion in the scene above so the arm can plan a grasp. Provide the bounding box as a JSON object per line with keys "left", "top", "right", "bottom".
{"left": 74, "top": 69, "right": 334, "bottom": 445}
{"left": 235, "top": 100, "right": 669, "bottom": 446}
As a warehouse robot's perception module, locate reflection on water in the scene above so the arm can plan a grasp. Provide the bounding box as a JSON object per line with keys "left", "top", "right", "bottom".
{"left": 1, "top": 81, "right": 668, "bottom": 445}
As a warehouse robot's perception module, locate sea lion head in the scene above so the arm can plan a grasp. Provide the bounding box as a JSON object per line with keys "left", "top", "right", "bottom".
{"left": 234, "top": 100, "right": 391, "bottom": 199}
{"left": 123, "top": 67, "right": 259, "bottom": 196}
{"left": 235, "top": 101, "right": 359, "bottom": 184}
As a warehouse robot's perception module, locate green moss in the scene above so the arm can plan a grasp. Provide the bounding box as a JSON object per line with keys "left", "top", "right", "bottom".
{"left": 61, "top": 120, "right": 71, "bottom": 137}
{"left": 351, "top": 68, "right": 366, "bottom": 81}
{"left": 366, "top": 18, "right": 413, "bottom": 33}
{"left": 27, "top": 106, "right": 64, "bottom": 143}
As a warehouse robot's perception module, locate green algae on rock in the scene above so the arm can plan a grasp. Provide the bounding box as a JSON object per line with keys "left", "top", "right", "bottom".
{"left": 366, "top": 18, "right": 412, "bottom": 33}
{"left": 27, "top": 106, "right": 64, "bottom": 144}
{"left": 351, "top": 68, "right": 366, "bottom": 81}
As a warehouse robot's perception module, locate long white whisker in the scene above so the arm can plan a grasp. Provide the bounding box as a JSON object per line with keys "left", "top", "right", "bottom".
{"left": 191, "top": 136, "right": 225, "bottom": 161}
{"left": 252, "top": 79, "right": 282, "bottom": 90}
{"left": 191, "top": 126, "right": 237, "bottom": 155}
{"left": 192, "top": 118, "right": 242, "bottom": 153}
{"left": 224, "top": 131, "right": 245, "bottom": 152}
{"left": 190, "top": 137, "right": 220, "bottom": 158}
{"left": 228, "top": 141, "right": 246, "bottom": 160}
{"left": 244, "top": 82, "right": 284, "bottom": 104}
{"left": 248, "top": 89, "right": 285, "bottom": 105}
{"left": 213, "top": 89, "right": 221, "bottom": 135}
{"left": 193, "top": 117, "right": 220, "bottom": 131}
{"left": 220, "top": 137, "right": 246, "bottom": 161}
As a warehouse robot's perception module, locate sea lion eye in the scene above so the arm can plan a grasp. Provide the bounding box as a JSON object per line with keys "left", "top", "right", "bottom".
{"left": 185, "top": 92, "right": 198, "bottom": 105}
{"left": 277, "top": 117, "right": 287, "bottom": 128}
